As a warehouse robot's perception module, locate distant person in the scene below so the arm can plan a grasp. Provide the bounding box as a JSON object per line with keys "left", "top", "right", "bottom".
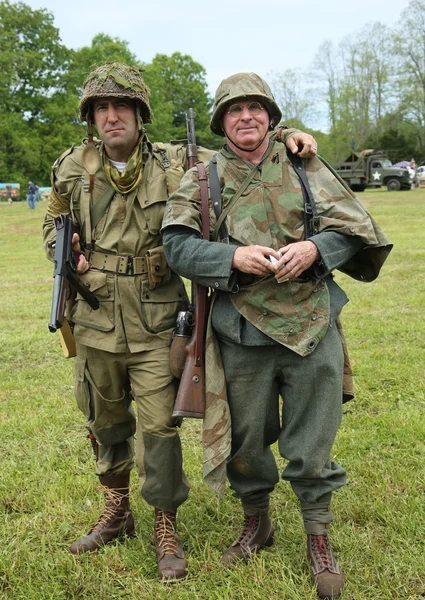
{"left": 26, "top": 181, "right": 36, "bottom": 209}
{"left": 162, "top": 71, "right": 393, "bottom": 599}
{"left": 409, "top": 158, "right": 417, "bottom": 188}
{"left": 6, "top": 183, "right": 12, "bottom": 205}
{"left": 34, "top": 184, "right": 40, "bottom": 202}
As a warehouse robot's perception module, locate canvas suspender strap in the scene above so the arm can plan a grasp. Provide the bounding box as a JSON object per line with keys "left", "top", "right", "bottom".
{"left": 79, "top": 184, "right": 115, "bottom": 256}
{"left": 212, "top": 141, "right": 275, "bottom": 242}
{"left": 90, "top": 185, "right": 115, "bottom": 231}
{"left": 275, "top": 126, "right": 320, "bottom": 239}
{"left": 285, "top": 150, "right": 320, "bottom": 239}
{"left": 209, "top": 155, "right": 229, "bottom": 243}
{"left": 81, "top": 186, "right": 93, "bottom": 256}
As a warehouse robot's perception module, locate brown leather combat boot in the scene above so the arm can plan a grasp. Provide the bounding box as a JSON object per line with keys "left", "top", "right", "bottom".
{"left": 221, "top": 513, "right": 275, "bottom": 566}
{"left": 68, "top": 473, "right": 135, "bottom": 555}
{"left": 307, "top": 533, "right": 344, "bottom": 599}
{"left": 154, "top": 508, "right": 187, "bottom": 581}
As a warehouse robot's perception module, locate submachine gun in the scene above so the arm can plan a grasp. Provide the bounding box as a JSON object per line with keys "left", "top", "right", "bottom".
{"left": 48, "top": 214, "right": 99, "bottom": 357}
{"left": 170, "top": 108, "right": 209, "bottom": 419}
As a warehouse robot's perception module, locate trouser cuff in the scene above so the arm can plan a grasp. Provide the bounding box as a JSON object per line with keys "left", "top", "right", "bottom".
{"left": 141, "top": 433, "right": 189, "bottom": 511}
{"left": 241, "top": 495, "right": 270, "bottom": 516}
{"left": 301, "top": 501, "right": 333, "bottom": 534}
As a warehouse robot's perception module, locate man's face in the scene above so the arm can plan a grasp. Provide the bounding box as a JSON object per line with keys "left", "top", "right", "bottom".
{"left": 93, "top": 97, "right": 139, "bottom": 161}
{"left": 222, "top": 99, "right": 270, "bottom": 151}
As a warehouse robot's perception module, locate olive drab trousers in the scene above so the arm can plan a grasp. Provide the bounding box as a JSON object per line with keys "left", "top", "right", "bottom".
{"left": 218, "top": 322, "right": 346, "bottom": 533}
{"left": 74, "top": 342, "right": 189, "bottom": 512}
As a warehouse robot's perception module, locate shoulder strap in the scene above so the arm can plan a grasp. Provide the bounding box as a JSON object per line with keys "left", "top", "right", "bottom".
{"left": 286, "top": 150, "right": 320, "bottom": 239}
{"left": 195, "top": 161, "right": 210, "bottom": 240}
{"left": 90, "top": 185, "right": 116, "bottom": 231}
{"left": 209, "top": 155, "right": 229, "bottom": 243}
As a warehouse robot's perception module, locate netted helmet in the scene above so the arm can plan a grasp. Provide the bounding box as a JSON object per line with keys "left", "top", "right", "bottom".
{"left": 210, "top": 72, "right": 282, "bottom": 136}
{"left": 79, "top": 62, "right": 152, "bottom": 124}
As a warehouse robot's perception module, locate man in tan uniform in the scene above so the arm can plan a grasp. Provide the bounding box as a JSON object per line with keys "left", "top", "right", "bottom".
{"left": 43, "top": 63, "right": 317, "bottom": 580}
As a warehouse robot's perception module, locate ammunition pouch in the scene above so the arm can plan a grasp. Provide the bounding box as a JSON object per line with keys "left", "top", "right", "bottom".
{"left": 146, "top": 245, "right": 171, "bottom": 290}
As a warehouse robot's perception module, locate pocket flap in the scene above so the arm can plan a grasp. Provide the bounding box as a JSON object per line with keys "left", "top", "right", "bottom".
{"left": 141, "top": 275, "right": 187, "bottom": 303}
{"left": 79, "top": 270, "right": 111, "bottom": 298}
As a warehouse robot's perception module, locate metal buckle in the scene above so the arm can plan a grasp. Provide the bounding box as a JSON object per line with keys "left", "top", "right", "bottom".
{"left": 126, "top": 256, "right": 134, "bottom": 275}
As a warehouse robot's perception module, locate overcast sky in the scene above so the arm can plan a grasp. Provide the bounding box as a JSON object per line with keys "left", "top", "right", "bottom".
{"left": 20, "top": 0, "right": 410, "bottom": 93}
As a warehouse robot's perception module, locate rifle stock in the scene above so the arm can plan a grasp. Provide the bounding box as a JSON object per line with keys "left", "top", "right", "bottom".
{"left": 172, "top": 284, "right": 207, "bottom": 418}
{"left": 171, "top": 114, "right": 209, "bottom": 419}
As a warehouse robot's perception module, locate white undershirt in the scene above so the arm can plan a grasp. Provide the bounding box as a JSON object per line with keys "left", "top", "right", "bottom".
{"left": 110, "top": 159, "right": 127, "bottom": 173}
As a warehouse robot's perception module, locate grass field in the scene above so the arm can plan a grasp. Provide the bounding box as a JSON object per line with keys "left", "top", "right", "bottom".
{"left": 0, "top": 190, "right": 424, "bottom": 600}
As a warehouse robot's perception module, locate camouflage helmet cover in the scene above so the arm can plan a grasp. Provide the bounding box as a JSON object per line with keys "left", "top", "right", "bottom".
{"left": 210, "top": 72, "right": 282, "bottom": 136}
{"left": 79, "top": 62, "right": 152, "bottom": 124}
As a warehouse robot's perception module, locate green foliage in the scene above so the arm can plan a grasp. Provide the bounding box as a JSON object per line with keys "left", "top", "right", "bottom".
{"left": 0, "top": 0, "right": 71, "bottom": 186}
{"left": 394, "top": 0, "right": 425, "bottom": 151}
{"left": 0, "top": 1, "right": 221, "bottom": 188}
{"left": 1, "top": 194, "right": 424, "bottom": 598}
{"left": 65, "top": 33, "right": 141, "bottom": 100}
{"left": 144, "top": 52, "right": 220, "bottom": 149}
{"left": 5, "top": 0, "right": 425, "bottom": 190}
{"left": 0, "top": 0, "right": 70, "bottom": 116}
{"left": 366, "top": 120, "right": 419, "bottom": 164}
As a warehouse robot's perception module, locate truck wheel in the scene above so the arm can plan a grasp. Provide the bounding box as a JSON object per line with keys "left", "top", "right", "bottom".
{"left": 386, "top": 178, "right": 401, "bottom": 191}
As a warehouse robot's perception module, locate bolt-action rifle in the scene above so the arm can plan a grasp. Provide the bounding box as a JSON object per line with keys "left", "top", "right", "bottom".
{"left": 171, "top": 109, "right": 209, "bottom": 419}
{"left": 48, "top": 214, "right": 99, "bottom": 357}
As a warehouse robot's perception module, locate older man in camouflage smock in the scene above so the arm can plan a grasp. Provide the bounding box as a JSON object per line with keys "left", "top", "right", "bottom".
{"left": 162, "top": 73, "right": 392, "bottom": 597}
{"left": 42, "top": 64, "right": 316, "bottom": 580}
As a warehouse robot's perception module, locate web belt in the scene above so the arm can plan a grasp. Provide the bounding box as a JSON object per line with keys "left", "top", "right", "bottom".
{"left": 89, "top": 251, "right": 147, "bottom": 275}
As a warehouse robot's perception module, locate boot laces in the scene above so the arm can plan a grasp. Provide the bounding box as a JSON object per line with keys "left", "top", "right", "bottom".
{"left": 155, "top": 511, "right": 178, "bottom": 555}
{"left": 90, "top": 486, "right": 128, "bottom": 533}
{"left": 237, "top": 515, "right": 259, "bottom": 544}
{"left": 311, "top": 534, "right": 333, "bottom": 570}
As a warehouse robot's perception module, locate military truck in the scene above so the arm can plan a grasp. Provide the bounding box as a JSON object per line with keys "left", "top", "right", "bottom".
{"left": 332, "top": 149, "right": 411, "bottom": 192}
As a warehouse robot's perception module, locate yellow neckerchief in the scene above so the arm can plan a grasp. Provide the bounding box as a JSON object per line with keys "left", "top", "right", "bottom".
{"left": 102, "top": 138, "right": 143, "bottom": 195}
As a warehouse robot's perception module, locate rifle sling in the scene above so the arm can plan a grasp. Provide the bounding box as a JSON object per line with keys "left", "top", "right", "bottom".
{"left": 193, "top": 161, "right": 210, "bottom": 366}
{"left": 210, "top": 155, "right": 229, "bottom": 243}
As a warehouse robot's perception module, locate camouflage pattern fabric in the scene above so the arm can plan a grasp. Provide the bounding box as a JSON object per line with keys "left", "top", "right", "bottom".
{"left": 163, "top": 134, "right": 392, "bottom": 493}
{"left": 163, "top": 137, "right": 392, "bottom": 358}
{"left": 202, "top": 294, "right": 231, "bottom": 495}
{"left": 79, "top": 62, "right": 152, "bottom": 124}
{"left": 210, "top": 72, "right": 282, "bottom": 136}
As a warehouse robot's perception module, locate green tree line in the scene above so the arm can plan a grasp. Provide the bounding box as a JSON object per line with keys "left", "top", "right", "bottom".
{"left": 269, "top": 0, "right": 425, "bottom": 165}
{"left": 1, "top": 0, "right": 424, "bottom": 191}
{"left": 0, "top": 0, "right": 220, "bottom": 188}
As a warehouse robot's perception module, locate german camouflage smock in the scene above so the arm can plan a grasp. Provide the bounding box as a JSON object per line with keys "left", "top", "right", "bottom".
{"left": 162, "top": 136, "right": 392, "bottom": 493}
{"left": 163, "top": 139, "right": 392, "bottom": 357}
